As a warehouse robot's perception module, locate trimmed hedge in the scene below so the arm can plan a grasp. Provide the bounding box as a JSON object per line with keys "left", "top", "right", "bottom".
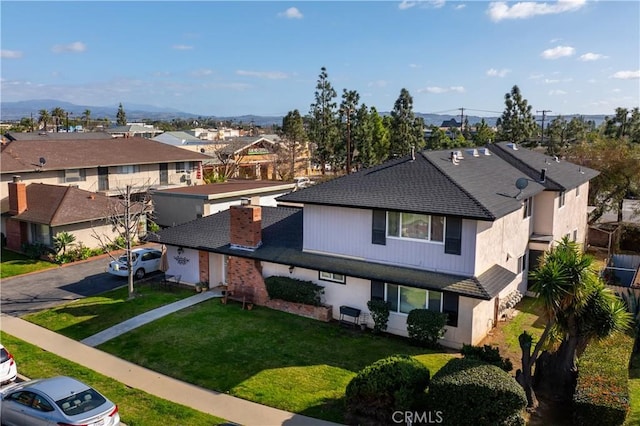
{"left": 264, "top": 276, "right": 324, "bottom": 306}
{"left": 407, "top": 309, "right": 447, "bottom": 348}
{"left": 461, "top": 344, "right": 513, "bottom": 372}
{"left": 345, "top": 354, "right": 430, "bottom": 425}
{"left": 573, "top": 332, "right": 634, "bottom": 426}
{"left": 428, "top": 358, "right": 526, "bottom": 426}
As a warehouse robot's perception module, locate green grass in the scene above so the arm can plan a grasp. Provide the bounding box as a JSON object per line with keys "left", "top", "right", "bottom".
{"left": 84, "top": 300, "right": 458, "bottom": 423}
{"left": 24, "top": 285, "right": 197, "bottom": 340}
{"left": 626, "top": 350, "right": 640, "bottom": 426}
{"left": 0, "top": 332, "right": 226, "bottom": 426}
{"left": 1, "top": 248, "right": 57, "bottom": 278}
{"left": 501, "top": 296, "right": 547, "bottom": 354}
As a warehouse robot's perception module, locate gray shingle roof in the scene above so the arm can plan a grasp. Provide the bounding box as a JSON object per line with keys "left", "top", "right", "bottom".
{"left": 152, "top": 206, "right": 513, "bottom": 300}
{"left": 278, "top": 144, "right": 598, "bottom": 221}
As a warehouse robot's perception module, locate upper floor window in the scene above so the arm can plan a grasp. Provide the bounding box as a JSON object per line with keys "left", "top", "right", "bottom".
{"left": 558, "top": 191, "right": 566, "bottom": 208}
{"left": 523, "top": 198, "right": 533, "bottom": 219}
{"left": 387, "top": 212, "right": 445, "bottom": 243}
{"left": 64, "top": 168, "right": 86, "bottom": 183}
{"left": 319, "top": 271, "right": 346, "bottom": 284}
{"left": 175, "top": 161, "right": 193, "bottom": 173}
{"left": 517, "top": 252, "right": 528, "bottom": 275}
{"left": 575, "top": 185, "right": 580, "bottom": 197}
{"left": 117, "top": 165, "right": 140, "bottom": 174}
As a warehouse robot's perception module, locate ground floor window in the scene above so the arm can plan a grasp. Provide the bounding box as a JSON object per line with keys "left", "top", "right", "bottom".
{"left": 30, "top": 223, "right": 51, "bottom": 246}
{"left": 383, "top": 283, "right": 457, "bottom": 326}
{"left": 319, "top": 271, "right": 345, "bottom": 284}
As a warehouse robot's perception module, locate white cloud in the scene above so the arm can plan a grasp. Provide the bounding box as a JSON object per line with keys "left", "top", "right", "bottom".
{"left": 172, "top": 44, "right": 193, "bottom": 50}
{"left": 455, "top": 4, "right": 466, "bottom": 10}
{"left": 191, "top": 69, "right": 214, "bottom": 77}
{"left": 610, "top": 70, "right": 640, "bottom": 80}
{"left": 418, "top": 86, "right": 465, "bottom": 94}
{"left": 578, "top": 52, "right": 606, "bottom": 61}
{"left": 541, "top": 45, "right": 575, "bottom": 59}
{"left": 51, "top": 41, "right": 86, "bottom": 53}
{"left": 548, "top": 89, "right": 568, "bottom": 95}
{"left": 1, "top": 50, "right": 23, "bottom": 59}
{"left": 278, "top": 7, "right": 303, "bottom": 19}
{"left": 368, "top": 80, "right": 388, "bottom": 88}
{"left": 399, "top": 0, "right": 445, "bottom": 10}
{"left": 409, "top": 63, "right": 422, "bottom": 68}
{"left": 487, "top": 0, "right": 586, "bottom": 22}
{"left": 236, "top": 70, "right": 289, "bottom": 79}
{"left": 399, "top": 1, "right": 418, "bottom": 10}
{"left": 486, "top": 68, "right": 511, "bottom": 77}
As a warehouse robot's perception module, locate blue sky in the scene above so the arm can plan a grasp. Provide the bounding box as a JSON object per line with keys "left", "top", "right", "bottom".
{"left": 2, "top": 1, "right": 639, "bottom": 117}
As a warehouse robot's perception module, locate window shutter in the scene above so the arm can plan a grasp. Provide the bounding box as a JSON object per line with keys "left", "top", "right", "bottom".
{"left": 444, "top": 217, "right": 462, "bottom": 255}
{"left": 371, "top": 280, "right": 385, "bottom": 300}
{"left": 372, "top": 210, "right": 386, "bottom": 245}
{"left": 443, "top": 293, "right": 459, "bottom": 327}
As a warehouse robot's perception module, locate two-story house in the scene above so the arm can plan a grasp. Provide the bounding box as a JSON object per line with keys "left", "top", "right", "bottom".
{"left": 1, "top": 135, "right": 210, "bottom": 248}
{"left": 152, "top": 142, "right": 598, "bottom": 348}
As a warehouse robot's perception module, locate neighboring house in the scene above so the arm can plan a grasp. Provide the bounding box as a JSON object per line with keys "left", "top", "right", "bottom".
{"left": 212, "top": 136, "right": 279, "bottom": 180}
{"left": 152, "top": 142, "right": 598, "bottom": 348}
{"left": 0, "top": 136, "right": 210, "bottom": 238}
{"left": 4, "top": 179, "right": 135, "bottom": 251}
{"left": 4, "top": 131, "right": 112, "bottom": 141}
{"left": 151, "top": 179, "right": 296, "bottom": 227}
{"left": 106, "top": 124, "right": 163, "bottom": 139}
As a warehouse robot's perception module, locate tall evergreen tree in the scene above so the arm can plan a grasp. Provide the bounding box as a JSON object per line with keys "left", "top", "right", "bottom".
{"left": 389, "top": 88, "right": 421, "bottom": 157}
{"left": 496, "top": 85, "right": 537, "bottom": 144}
{"left": 352, "top": 103, "right": 374, "bottom": 170}
{"left": 472, "top": 119, "right": 495, "bottom": 145}
{"left": 308, "top": 67, "right": 338, "bottom": 174}
{"left": 280, "top": 109, "right": 307, "bottom": 179}
{"left": 339, "top": 89, "right": 360, "bottom": 173}
{"left": 370, "top": 107, "right": 390, "bottom": 165}
{"left": 116, "top": 103, "right": 127, "bottom": 126}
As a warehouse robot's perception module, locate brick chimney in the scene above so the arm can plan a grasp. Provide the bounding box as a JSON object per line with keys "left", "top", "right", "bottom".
{"left": 229, "top": 198, "right": 262, "bottom": 251}
{"left": 8, "top": 176, "right": 27, "bottom": 215}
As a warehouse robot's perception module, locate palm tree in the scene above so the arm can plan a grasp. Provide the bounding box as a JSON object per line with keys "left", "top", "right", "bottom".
{"left": 38, "top": 109, "right": 50, "bottom": 131}
{"left": 81, "top": 109, "right": 91, "bottom": 129}
{"left": 517, "top": 237, "right": 631, "bottom": 408}
{"left": 51, "top": 107, "right": 66, "bottom": 132}
{"left": 53, "top": 231, "right": 76, "bottom": 255}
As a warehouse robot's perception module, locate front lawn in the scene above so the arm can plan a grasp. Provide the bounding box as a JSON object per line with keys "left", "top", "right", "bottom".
{"left": 0, "top": 332, "right": 226, "bottom": 426}
{"left": 24, "top": 285, "right": 197, "bottom": 340}
{"left": 1, "top": 248, "right": 57, "bottom": 278}
{"left": 88, "top": 300, "right": 457, "bottom": 423}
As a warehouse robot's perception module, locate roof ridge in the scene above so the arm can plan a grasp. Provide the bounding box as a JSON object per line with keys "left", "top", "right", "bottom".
{"left": 419, "top": 151, "right": 496, "bottom": 220}
{"left": 488, "top": 143, "right": 563, "bottom": 190}
{"left": 49, "top": 185, "right": 73, "bottom": 226}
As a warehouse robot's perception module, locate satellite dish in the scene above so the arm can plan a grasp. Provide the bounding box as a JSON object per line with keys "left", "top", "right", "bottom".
{"left": 39, "top": 157, "right": 46, "bottom": 166}
{"left": 515, "top": 177, "right": 529, "bottom": 190}
{"left": 515, "top": 177, "right": 529, "bottom": 200}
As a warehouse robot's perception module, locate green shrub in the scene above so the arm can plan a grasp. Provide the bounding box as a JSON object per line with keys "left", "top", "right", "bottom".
{"left": 461, "top": 344, "right": 513, "bottom": 372}
{"left": 427, "top": 358, "right": 526, "bottom": 426}
{"left": 573, "top": 332, "right": 633, "bottom": 426}
{"left": 367, "top": 299, "right": 391, "bottom": 333}
{"left": 264, "top": 276, "right": 324, "bottom": 306}
{"left": 345, "top": 354, "right": 430, "bottom": 425}
{"left": 21, "top": 242, "right": 53, "bottom": 259}
{"left": 407, "top": 309, "right": 447, "bottom": 348}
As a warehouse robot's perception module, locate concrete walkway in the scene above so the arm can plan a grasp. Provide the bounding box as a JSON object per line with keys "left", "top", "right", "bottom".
{"left": 1, "top": 293, "right": 341, "bottom": 426}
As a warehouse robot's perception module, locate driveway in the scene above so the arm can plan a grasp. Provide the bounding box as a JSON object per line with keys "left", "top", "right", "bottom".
{"left": 1, "top": 255, "right": 128, "bottom": 317}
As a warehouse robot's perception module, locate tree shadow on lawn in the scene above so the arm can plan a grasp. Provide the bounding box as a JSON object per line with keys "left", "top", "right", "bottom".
{"left": 95, "top": 300, "right": 455, "bottom": 422}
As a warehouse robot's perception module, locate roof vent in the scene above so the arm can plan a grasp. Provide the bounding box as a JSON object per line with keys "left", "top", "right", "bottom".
{"left": 479, "top": 147, "right": 491, "bottom": 156}
{"left": 540, "top": 168, "right": 547, "bottom": 183}
{"left": 240, "top": 197, "right": 250, "bottom": 206}
{"left": 450, "top": 151, "right": 459, "bottom": 166}
{"left": 466, "top": 148, "right": 479, "bottom": 157}
{"left": 455, "top": 150, "right": 464, "bottom": 159}
{"left": 506, "top": 143, "right": 518, "bottom": 150}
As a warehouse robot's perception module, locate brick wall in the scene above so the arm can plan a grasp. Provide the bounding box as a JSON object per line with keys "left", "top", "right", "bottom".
{"left": 227, "top": 256, "right": 269, "bottom": 305}
{"left": 6, "top": 219, "right": 27, "bottom": 251}
{"left": 229, "top": 204, "right": 261, "bottom": 249}
{"left": 264, "top": 299, "right": 333, "bottom": 322}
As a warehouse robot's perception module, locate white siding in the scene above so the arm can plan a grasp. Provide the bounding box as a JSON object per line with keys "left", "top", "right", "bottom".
{"left": 303, "top": 205, "right": 476, "bottom": 275}
{"left": 165, "top": 246, "right": 200, "bottom": 284}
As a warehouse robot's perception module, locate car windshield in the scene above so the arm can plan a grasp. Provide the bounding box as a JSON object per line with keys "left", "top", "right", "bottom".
{"left": 56, "top": 388, "right": 107, "bottom": 416}
{"left": 117, "top": 253, "right": 138, "bottom": 263}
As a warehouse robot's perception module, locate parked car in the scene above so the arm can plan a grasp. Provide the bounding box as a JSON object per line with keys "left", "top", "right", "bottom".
{"left": 107, "top": 247, "right": 163, "bottom": 279}
{"left": 0, "top": 344, "right": 17, "bottom": 384}
{"left": 294, "top": 176, "right": 315, "bottom": 189}
{"left": 0, "top": 376, "right": 120, "bottom": 426}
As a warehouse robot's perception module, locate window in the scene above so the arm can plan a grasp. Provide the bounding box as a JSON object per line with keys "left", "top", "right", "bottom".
{"left": 572, "top": 229, "right": 578, "bottom": 242}
{"left": 64, "top": 168, "right": 86, "bottom": 183}
{"left": 175, "top": 161, "right": 193, "bottom": 173}
{"left": 319, "top": 271, "right": 346, "bottom": 284}
{"left": 387, "top": 212, "right": 444, "bottom": 243}
{"left": 559, "top": 191, "right": 566, "bottom": 208}
{"left": 576, "top": 185, "right": 580, "bottom": 197}
{"left": 118, "top": 165, "right": 140, "bottom": 174}
{"left": 517, "top": 252, "right": 528, "bottom": 275}
{"left": 523, "top": 197, "right": 533, "bottom": 219}
{"left": 30, "top": 223, "right": 51, "bottom": 246}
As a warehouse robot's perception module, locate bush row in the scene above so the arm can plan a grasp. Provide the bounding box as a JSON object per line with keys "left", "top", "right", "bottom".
{"left": 264, "top": 276, "right": 324, "bottom": 306}
{"left": 573, "top": 332, "right": 634, "bottom": 426}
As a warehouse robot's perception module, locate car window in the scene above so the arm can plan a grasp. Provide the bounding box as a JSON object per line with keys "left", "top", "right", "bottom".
{"left": 8, "top": 391, "right": 34, "bottom": 407}
{"left": 32, "top": 393, "right": 55, "bottom": 412}
{"left": 118, "top": 253, "right": 138, "bottom": 263}
{"left": 56, "top": 388, "right": 107, "bottom": 416}
{"left": 0, "top": 347, "right": 9, "bottom": 362}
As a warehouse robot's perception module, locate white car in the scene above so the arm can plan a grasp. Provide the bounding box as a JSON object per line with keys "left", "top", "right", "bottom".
{"left": 0, "top": 344, "right": 17, "bottom": 384}
{"left": 107, "top": 247, "right": 162, "bottom": 280}
{"left": 294, "top": 176, "right": 315, "bottom": 189}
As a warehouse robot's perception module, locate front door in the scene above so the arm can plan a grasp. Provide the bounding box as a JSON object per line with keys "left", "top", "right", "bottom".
{"left": 159, "top": 163, "right": 168, "bottom": 185}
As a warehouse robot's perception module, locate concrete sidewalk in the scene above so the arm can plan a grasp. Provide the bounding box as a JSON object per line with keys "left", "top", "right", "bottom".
{"left": 1, "top": 301, "right": 341, "bottom": 426}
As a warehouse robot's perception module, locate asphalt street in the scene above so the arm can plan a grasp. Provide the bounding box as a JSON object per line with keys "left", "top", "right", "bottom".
{"left": 1, "top": 255, "right": 130, "bottom": 317}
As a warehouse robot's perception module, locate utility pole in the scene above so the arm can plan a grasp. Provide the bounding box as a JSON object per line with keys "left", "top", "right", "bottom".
{"left": 537, "top": 110, "right": 551, "bottom": 147}
{"left": 458, "top": 107, "right": 465, "bottom": 133}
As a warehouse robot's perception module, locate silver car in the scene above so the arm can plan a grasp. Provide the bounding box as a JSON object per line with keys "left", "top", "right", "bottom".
{"left": 0, "top": 376, "right": 120, "bottom": 426}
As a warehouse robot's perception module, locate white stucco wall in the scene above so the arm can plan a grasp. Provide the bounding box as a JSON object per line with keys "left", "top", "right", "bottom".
{"left": 553, "top": 183, "right": 590, "bottom": 244}
{"left": 53, "top": 221, "right": 121, "bottom": 250}
{"left": 164, "top": 246, "right": 200, "bottom": 284}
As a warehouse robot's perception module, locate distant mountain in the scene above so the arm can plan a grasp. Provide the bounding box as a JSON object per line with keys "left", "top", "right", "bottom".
{"left": 0, "top": 99, "right": 607, "bottom": 127}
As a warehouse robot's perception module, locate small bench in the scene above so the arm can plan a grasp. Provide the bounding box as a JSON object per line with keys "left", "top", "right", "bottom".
{"left": 339, "top": 305, "right": 361, "bottom": 328}
{"left": 222, "top": 290, "right": 254, "bottom": 310}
